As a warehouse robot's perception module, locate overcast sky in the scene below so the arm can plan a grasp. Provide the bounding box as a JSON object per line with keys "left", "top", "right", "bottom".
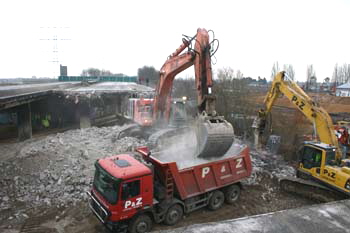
{"left": 0, "top": 0, "right": 349, "bottom": 81}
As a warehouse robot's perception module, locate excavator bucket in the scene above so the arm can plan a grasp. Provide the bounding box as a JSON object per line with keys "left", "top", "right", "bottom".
{"left": 195, "top": 116, "right": 234, "bottom": 158}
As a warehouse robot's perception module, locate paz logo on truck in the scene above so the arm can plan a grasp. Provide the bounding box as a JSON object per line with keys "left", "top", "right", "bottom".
{"left": 202, "top": 158, "right": 244, "bottom": 178}
{"left": 124, "top": 197, "right": 143, "bottom": 209}
{"left": 202, "top": 167, "right": 211, "bottom": 178}
{"left": 236, "top": 158, "right": 243, "bottom": 169}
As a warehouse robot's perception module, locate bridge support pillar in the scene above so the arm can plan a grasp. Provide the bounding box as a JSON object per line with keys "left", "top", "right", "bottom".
{"left": 79, "top": 115, "right": 91, "bottom": 128}
{"left": 17, "top": 103, "right": 32, "bottom": 141}
{"left": 78, "top": 103, "right": 91, "bottom": 128}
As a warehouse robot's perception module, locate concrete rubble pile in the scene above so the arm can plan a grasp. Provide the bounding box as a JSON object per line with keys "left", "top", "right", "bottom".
{"left": 243, "top": 150, "right": 295, "bottom": 185}
{"left": 0, "top": 127, "right": 298, "bottom": 230}
{"left": 0, "top": 125, "right": 145, "bottom": 222}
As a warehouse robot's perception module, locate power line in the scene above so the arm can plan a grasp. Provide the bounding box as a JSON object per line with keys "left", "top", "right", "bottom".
{"left": 39, "top": 27, "right": 71, "bottom": 78}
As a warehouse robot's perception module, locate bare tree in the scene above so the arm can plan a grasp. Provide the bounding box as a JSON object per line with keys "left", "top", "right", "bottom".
{"left": 236, "top": 70, "right": 244, "bottom": 79}
{"left": 217, "top": 67, "right": 235, "bottom": 82}
{"left": 137, "top": 66, "right": 159, "bottom": 87}
{"left": 271, "top": 62, "right": 280, "bottom": 80}
{"left": 81, "top": 68, "right": 120, "bottom": 77}
{"left": 332, "top": 63, "right": 350, "bottom": 86}
{"left": 172, "top": 78, "right": 196, "bottom": 100}
{"left": 283, "top": 64, "right": 295, "bottom": 80}
{"left": 81, "top": 68, "right": 100, "bottom": 76}
{"left": 306, "top": 65, "right": 316, "bottom": 90}
{"left": 332, "top": 64, "right": 339, "bottom": 86}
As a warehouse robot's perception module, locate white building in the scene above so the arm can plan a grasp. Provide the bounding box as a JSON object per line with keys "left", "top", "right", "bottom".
{"left": 336, "top": 83, "right": 350, "bottom": 96}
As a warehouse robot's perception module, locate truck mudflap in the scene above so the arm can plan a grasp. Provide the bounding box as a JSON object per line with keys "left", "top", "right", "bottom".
{"left": 87, "top": 191, "right": 109, "bottom": 224}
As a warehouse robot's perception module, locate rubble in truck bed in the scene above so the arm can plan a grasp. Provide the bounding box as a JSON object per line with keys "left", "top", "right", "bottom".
{"left": 0, "top": 125, "right": 317, "bottom": 233}
{"left": 151, "top": 129, "right": 245, "bottom": 169}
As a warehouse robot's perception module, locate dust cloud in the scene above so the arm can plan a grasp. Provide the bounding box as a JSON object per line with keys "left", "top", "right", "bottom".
{"left": 152, "top": 128, "right": 244, "bottom": 169}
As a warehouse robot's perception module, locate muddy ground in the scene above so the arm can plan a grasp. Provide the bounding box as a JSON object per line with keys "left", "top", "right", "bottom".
{"left": 0, "top": 126, "right": 319, "bottom": 233}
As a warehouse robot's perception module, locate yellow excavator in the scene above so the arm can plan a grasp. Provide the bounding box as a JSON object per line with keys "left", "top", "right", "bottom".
{"left": 253, "top": 71, "right": 350, "bottom": 201}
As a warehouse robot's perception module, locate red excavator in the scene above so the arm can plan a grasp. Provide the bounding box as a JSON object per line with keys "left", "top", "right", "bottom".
{"left": 121, "top": 28, "right": 233, "bottom": 158}
{"left": 149, "top": 28, "right": 234, "bottom": 158}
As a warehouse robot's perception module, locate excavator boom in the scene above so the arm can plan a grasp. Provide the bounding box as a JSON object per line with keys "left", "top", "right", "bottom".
{"left": 152, "top": 28, "right": 234, "bottom": 158}
{"left": 255, "top": 71, "right": 341, "bottom": 159}
{"left": 254, "top": 71, "right": 350, "bottom": 202}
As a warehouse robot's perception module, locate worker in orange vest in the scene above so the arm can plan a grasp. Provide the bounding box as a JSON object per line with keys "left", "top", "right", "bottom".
{"left": 338, "top": 127, "right": 349, "bottom": 159}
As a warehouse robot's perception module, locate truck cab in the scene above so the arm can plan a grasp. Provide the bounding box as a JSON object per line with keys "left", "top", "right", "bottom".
{"left": 298, "top": 142, "right": 350, "bottom": 194}
{"left": 88, "top": 154, "right": 153, "bottom": 232}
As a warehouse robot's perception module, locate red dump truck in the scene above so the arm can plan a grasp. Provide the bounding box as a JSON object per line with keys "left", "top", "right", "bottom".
{"left": 87, "top": 145, "right": 252, "bottom": 233}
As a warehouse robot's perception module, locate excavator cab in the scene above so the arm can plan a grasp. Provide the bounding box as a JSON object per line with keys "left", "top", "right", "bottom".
{"left": 299, "top": 145, "right": 323, "bottom": 171}
{"left": 298, "top": 142, "right": 339, "bottom": 178}
{"left": 257, "top": 71, "right": 350, "bottom": 198}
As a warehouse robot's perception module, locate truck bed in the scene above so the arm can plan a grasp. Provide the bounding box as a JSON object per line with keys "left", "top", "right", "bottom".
{"left": 152, "top": 142, "right": 246, "bottom": 169}
{"left": 137, "top": 142, "right": 252, "bottom": 200}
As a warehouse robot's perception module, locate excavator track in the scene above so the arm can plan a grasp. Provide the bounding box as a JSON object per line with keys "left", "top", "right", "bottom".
{"left": 279, "top": 176, "right": 347, "bottom": 203}
{"left": 116, "top": 123, "right": 142, "bottom": 139}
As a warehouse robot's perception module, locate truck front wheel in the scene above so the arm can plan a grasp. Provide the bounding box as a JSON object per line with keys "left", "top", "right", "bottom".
{"left": 208, "top": 190, "right": 224, "bottom": 210}
{"left": 224, "top": 184, "right": 241, "bottom": 204}
{"left": 129, "top": 214, "right": 152, "bottom": 233}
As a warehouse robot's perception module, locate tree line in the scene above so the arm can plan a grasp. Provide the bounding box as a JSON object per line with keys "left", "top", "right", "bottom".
{"left": 81, "top": 68, "right": 126, "bottom": 77}
{"left": 82, "top": 62, "right": 350, "bottom": 92}
{"left": 332, "top": 63, "right": 350, "bottom": 86}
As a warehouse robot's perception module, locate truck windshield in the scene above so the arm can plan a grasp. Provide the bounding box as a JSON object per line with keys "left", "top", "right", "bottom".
{"left": 325, "top": 150, "right": 336, "bottom": 166}
{"left": 93, "top": 162, "right": 120, "bottom": 204}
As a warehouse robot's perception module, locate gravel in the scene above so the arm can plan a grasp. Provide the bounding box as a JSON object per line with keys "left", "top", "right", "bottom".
{"left": 0, "top": 126, "right": 296, "bottom": 229}
{"left": 243, "top": 149, "right": 296, "bottom": 185}
{"left": 0, "top": 125, "right": 145, "bottom": 223}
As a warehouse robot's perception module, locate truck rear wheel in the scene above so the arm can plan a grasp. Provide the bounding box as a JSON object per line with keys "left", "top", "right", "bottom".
{"left": 164, "top": 204, "right": 183, "bottom": 226}
{"left": 208, "top": 190, "right": 224, "bottom": 210}
{"left": 129, "top": 214, "right": 152, "bottom": 233}
{"left": 224, "top": 184, "right": 240, "bottom": 204}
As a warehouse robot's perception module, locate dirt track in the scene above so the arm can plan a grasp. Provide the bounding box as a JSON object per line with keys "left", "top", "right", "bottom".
{"left": 10, "top": 173, "right": 316, "bottom": 233}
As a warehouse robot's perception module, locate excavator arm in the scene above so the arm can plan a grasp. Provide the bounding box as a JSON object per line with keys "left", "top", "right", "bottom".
{"left": 153, "top": 47, "right": 195, "bottom": 122}
{"left": 153, "top": 28, "right": 216, "bottom": 122}
{"left": 194, "top": 28, "right": 215, "bottom": 115}
{"left": 254, "top": 71, "right": 341, "bottom": 159}
{"left": 152, "top": 28, "right": 234, "bottom": 158}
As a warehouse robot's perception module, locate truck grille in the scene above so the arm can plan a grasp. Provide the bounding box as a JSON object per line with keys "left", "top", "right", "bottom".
{"left": 87, "top": 191, "right": 109, "bottom": 223}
